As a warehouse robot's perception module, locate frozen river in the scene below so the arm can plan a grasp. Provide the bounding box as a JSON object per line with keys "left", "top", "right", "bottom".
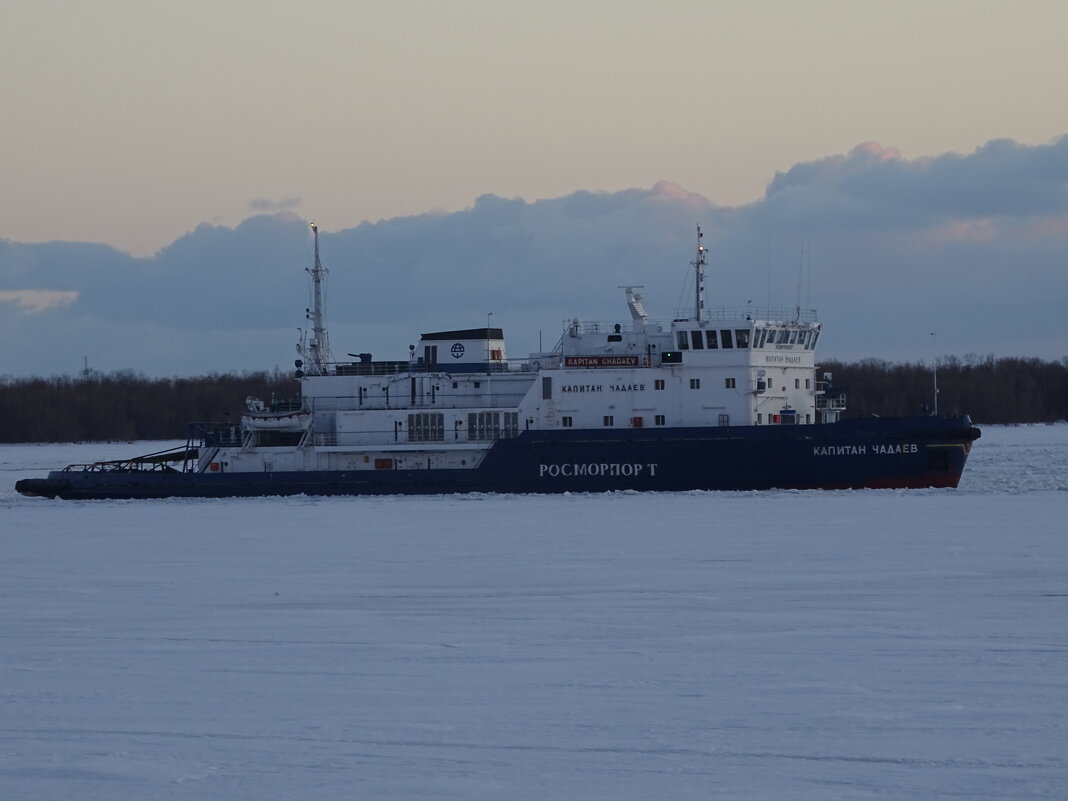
{"left": 2, "top": 425, "right": 1066, "bottom": 799}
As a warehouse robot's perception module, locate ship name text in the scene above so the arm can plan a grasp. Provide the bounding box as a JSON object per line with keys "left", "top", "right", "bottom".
{"left": 560, "top": 383, "right": 646, "bottom": 393}
{"left": 539, "top": 462, "right": 658, "bottom": 478}
{"left": 813, "top": 443, "right": 919, "bottom": 456}
{"left": 564, "top": 356, "right": 640, "bottom": 368}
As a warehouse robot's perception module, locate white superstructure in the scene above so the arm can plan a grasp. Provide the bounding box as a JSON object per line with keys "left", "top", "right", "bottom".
{"left": 218, "top": 226, "right": 841, "bottom": 477}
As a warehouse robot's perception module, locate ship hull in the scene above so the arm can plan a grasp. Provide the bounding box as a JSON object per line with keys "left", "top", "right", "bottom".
{"left": 16, "top": 416, "right": 980, "bottom": 500}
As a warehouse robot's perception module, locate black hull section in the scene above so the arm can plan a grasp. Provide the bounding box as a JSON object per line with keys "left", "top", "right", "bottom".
{"left": 16, "top": 416, "right": 980, "bottom": 500}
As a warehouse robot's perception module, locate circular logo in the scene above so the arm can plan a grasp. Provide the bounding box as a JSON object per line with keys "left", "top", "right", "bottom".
{"left": 451, "top": 343, "right": 465, "bottom": 359}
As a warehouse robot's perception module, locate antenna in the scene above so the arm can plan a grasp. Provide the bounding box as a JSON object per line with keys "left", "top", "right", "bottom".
{"left": 766, "top": 236, "right": 772, "bottom": 314}
{"left": 930, "top": 332, "right": 939, "bottom": 416}
{"left": 795, "top": 240, "right": 804, "bottom": 322}
{"left": 804, "top": 241, "right": 812, "bottom": 314}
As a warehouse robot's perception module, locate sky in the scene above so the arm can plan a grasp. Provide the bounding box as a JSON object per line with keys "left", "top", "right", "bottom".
{"left": 2, "top": 1, "right": 1067, "bottom": 376}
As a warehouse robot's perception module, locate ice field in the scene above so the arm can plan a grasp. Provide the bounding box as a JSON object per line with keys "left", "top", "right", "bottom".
{"left": 2, "top": 425, "right": 1067, "bottom": 799}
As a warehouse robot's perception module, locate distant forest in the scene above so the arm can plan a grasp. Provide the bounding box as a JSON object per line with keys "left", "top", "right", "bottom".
{"left": 1, "top": 356, "right": 1065, "bottom": 443}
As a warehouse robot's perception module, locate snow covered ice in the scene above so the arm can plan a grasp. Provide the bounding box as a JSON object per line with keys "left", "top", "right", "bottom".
{"left": 2, "top": 426, "right": 1067, "bottom": 799}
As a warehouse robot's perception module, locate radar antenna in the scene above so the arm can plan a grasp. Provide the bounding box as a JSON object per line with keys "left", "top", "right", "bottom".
{"left": 620, "top": 285, "right": 649, "bottom": 322}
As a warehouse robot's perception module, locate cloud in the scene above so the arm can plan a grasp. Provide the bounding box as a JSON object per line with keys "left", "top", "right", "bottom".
{"left": 761, "top": 135, "right": 1068, "bottom": 231}
{"left": 0, "top": 290, "right": 78, "bottom": 312}
{"left": 2, "top": 136, "right": 1066, "bottom": 376}
{"left": 248, "top": 196, "right": 302, "bottom": 212}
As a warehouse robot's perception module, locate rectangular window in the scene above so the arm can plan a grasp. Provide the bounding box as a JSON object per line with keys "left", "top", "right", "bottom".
{"left": 690, "top": 330, "right": 704, "bottom": 349}
{"left": 808, "top": 331, "right": 820, "bottom": 350}
{"left": 725, "top": 377, "right": 736, "bottom": 389}
{"left": 468, "top": 411, "right": 501, "bottom": 441}
{"left": 676, "top": 331, "right": 689, "bottom": 350}
{"left": 689, "top": 378, "right": 701, "bottom": 389}
{"left": 778, "top": 330, "right": 790, "bottom": 345}
{"left": 720, "top": 330, "right": 734, "bottom": 348}
{"left": 805, "top": 378, "right": 811, "bottom": 389}
{"left": 542, "top": 376, "right": 552, "bottom": 400}
{"left": 757, "top": 412, "right": 763, "bottom": 424}
{"left": 735, "top": 329, "right": 750, "bottom": 348}
{"left": 755, "top": 329, "right": 767, "bottom": 349}
{"left": 655, "top": 414, "right": 666, "bottom": 426}
{"left": 795, "top": 379, "right": 800, "bottom": 389}
{"left": 654, "top": 379, "right": 665, "bottom": 390}
{"left": 706, "top": 330, "right": 718, "bottom": 349}
{"left": 603, "top": 415, "right": 614, "bottom": 427}
{"left": 561, "top": 416, "right": 573, "bottom": 428}
{"left": 407, "top": 412, "right": 444, "bottom": 442}
{"left": 718, "top": 414, "right": 730, "bottom": 426}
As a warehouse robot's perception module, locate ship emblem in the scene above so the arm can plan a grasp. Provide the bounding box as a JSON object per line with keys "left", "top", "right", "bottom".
{"left": 451, "top": 343, "right": 465, "bottom": 359}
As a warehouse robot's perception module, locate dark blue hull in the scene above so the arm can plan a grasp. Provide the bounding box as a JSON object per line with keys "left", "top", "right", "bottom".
{"left": 16, "top": 416, "right": 980, "bottom": 500}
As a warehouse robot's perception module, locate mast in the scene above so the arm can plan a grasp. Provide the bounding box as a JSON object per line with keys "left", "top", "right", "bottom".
{"left": 692, "top": 225, "right": 707, "bottom": 322}
{"left": 302, "top": 222, "right": 333, "bottom": 375}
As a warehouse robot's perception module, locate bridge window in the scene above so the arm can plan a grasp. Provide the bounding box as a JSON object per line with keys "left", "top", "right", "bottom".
{"left": 676, "top": 331, "right": 689, "bottom": 350}
{"left": 720, "top": 330, "right": 734, "bottom": 348}
{"left": 735, "top": 329, "right": 750, "bottom": 348}
{"left": 706, "top": 330, "right": 718, "bottom": 349}
{"left": 690, "top": 330, "right": 704, "bottom": 349}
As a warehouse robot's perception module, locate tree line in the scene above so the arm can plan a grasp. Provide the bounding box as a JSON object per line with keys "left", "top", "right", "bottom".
{"left": 0, "top": 370, "right": 295, "bottom": 443}
{"left": 820, "top": 355, "right": 1068, "bottom": 424}
{"left": 0, "top": 355, "right": 1065, "bottom": 443}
